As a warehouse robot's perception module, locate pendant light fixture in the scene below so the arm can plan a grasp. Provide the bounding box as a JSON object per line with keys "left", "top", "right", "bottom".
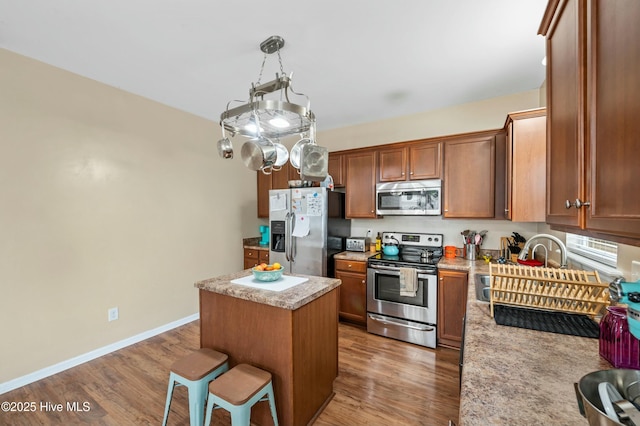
{"left": 219, "top": 36, "right": 315, "bottom": 142}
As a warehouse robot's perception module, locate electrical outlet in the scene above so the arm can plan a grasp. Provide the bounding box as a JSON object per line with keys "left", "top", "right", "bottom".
{"left": 632, "top": 261, "right": 640, "bottom": 282}
{"left": 108, "top": 307, "right": 119, "bottom": 322}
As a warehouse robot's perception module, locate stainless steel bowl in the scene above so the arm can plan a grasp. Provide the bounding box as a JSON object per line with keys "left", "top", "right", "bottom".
{"left": 577, "top": 369, "right": 640, "bottom": 425}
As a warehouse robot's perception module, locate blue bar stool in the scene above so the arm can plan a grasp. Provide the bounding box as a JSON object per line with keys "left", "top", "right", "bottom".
{"left": 162, "top": 348, "right": 229, "bottom": 426}
{"left": 203, "top": 363, "right": 279, "bottom": 426}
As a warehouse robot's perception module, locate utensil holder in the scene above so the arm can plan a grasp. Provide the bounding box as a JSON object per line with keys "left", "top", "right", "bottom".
{"left": 465, "top": 244, "right": 478, "bottom": 260}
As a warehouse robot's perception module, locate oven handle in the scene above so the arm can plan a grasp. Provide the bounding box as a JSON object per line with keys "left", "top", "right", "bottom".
{"left": 368, "top": 264, "right": 434, "bottom": 275}
{"left": 368, "top": 314, "right": 435, "bottom": 332}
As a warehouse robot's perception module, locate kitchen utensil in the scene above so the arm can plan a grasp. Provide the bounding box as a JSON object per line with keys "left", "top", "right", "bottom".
{"left": 578, "top": 369, "right": 640, "bottom": 426}
{"left": 289, "top": 138, "right": 312, "bottom": 169}
{"left": 241, "top": 136, "right": 277, "bottom": 171}
{"left": 272, "top": 140, "right": 289, "bottom": 168}
{"left": 300, "top": 143, "right": 328, "bottom": 181}
{"left": 216, "top": 126, "right": 234, "bottom": 159}
{"left": 474, "top": 233, "right": 482, "bottom": 245}
{"left": 465, "top": 244, "right": 478, "bottom": 260}
{"left": 382, "top": 245, "right": 399, "bottom": 256}
{"left": 599, "top": 381, "right": 623, "bottom": 422}
{"left": 517, "top": 258, "right": 544, "bottom": 267}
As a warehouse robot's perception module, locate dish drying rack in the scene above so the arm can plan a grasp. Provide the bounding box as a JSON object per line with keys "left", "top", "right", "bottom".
{"left": 489, "top": 264, "right": 609, "bottom": 318}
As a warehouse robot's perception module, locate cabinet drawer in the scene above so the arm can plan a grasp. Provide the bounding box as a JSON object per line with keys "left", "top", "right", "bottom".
{"left": 335, "top": 259, "right": 367, "bottom": 274}
{"left": 244, "top": 248, "right": 259, "bottom": 260}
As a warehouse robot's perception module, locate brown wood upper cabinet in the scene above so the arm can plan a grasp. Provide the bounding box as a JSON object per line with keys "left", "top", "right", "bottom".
{"left": 345, "top": 150, "right": 377, "bottom": 218}
{"left": 443, "top": 132, "right": 497, "bottom": 218}
{"left": 504, "top": 108, "right": 547, "bottom": 222}
{"left": 256, "top": 164, "right": 299, "bottom": 218}
{"left": 540, "top": 0, "right": 640, "bottom": 241}
{"left": 328, "top": 152, "right": 345, "bottom": 187}
{"left": 378, "top": 141, "right": 442, "bottom": 182}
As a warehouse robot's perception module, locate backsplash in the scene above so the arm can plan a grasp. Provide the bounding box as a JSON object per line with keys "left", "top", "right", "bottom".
{"left": 349, "top": 216, "right": 540, "bottom": 252}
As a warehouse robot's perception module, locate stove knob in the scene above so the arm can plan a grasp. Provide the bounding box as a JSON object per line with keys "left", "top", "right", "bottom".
{"left": 629, "top": 292, "right": 640, "bottom": 303}
{"left": 428, "top": 237, "right": 432, "bottom": 241}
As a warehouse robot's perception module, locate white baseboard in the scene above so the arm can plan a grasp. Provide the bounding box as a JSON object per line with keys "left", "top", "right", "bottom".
{"left": 0, "top": 313, "right": 199, "bottom": 395}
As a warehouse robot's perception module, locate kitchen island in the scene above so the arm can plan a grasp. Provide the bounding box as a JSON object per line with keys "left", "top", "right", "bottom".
{"left": 438, "top": 258, "right": 612, "bottom": 425}
{"left": 195, "top": 270, "right": 341, "bottom": 426}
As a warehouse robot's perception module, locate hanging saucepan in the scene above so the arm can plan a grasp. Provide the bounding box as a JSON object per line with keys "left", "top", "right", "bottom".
{"left": 241, "top": 136, "right": 276, "bottom": 171}
{"left": 289, "top": 138, "right": 312, "bottom": 170}
{"left": 271, "top": 139, "right": 290, "bottom": 171}
{"left": 216, "top": 126, "right": 233, "bottom": 159}
{"left": 290, "top": 122, "right": 316, "bottom": 170}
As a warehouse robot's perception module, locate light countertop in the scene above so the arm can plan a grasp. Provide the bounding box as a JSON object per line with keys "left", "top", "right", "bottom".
{"left": 443, "top": 258, "right": 612, "bottom": 426}
{"left": 194, "top": 270, "right": 340, "bottom": 311}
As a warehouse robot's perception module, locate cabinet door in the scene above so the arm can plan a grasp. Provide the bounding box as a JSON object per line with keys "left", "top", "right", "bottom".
{"left": 335, "top": 270, "right": 367, "bottom": 326}
{"left": 585, "top": 0, "right": 640, "bottom": 238}
{"left": 437, "top": 269, "right": 468, "bottom": 349}
{"left": 257, "top": 171, "right": 272, "bottom": 218}
{"left": 328, "top": 153, "right": 345, "bottom": 187}
{"left": 443, "top": 135, "right": 495, "bottom": 218}
{"left": 345, "top": 151, "right": 377, "bottom": 218}
{"left": 409, "top": 141, "right": 441, "bottom": 180}
{"left": 506, "top": 111, "right": 547, "bottom": 222}
{"left": 244, "top": 248, "right": 260, "bottom": 269}
{"left": 259, "top": 249, "right": 269, "bottom": 264}
{"left": 378, "top": 147, "right": 407, "bottom": 182}
{"left": 545, "top": 0, "right": 584, "bottom": 228}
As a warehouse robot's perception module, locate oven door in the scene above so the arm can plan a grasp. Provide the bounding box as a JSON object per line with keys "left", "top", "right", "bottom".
{"left": 366, "top": 264, "right": 437, "bottom": 325}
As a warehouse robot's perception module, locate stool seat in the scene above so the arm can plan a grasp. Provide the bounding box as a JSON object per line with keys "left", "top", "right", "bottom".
{"left": 207, "top": 363, "right": 271, "bottom": 405}
{"left": 204, "top": 364, "right": 279, "bottom": 425}
{"left": 171, "top": 348, "right": 229, "bottom": 381}
{"left": 162, "top": 348, "right": 229, "bottom": 426}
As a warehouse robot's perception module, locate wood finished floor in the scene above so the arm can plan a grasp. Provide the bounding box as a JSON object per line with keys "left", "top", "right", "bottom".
{"left": 1, "top": 321, "right": 460, "bottom": 425}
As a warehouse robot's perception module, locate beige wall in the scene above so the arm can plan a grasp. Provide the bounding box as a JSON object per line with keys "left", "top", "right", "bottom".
{"left": 317, "top": 89, "right": 541, "bottom": 151}
{"left": 0, "top": 49, "right": 260, "bottom": 384}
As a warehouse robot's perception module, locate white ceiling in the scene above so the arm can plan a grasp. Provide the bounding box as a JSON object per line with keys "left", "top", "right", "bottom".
{"left": 0, "top": 0, "right": 548, "bottom": 132}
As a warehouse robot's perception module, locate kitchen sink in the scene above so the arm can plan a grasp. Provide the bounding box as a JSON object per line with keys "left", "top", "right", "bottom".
{"left": 474, "top": 273, "right": 491, "bottom": 302}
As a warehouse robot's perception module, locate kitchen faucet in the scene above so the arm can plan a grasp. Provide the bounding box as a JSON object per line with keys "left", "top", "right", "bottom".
{"left": 517, "top": 233, "right": 568, "bottom": 268}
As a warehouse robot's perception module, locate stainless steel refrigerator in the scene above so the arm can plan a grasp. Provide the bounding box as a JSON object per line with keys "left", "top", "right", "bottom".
{"left": 269, "top": 187, "right": 329, "bottom": 276}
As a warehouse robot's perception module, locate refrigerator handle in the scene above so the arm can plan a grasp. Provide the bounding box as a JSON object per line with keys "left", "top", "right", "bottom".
{"left": 289, "top": 211, "right": 296, "bottom": 262}
{"left": 285, "top": 212, "right": 291, "bottom": 262}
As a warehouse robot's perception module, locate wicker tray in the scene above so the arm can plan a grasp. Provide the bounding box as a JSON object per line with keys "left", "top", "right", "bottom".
{"left": 489, "top": 264, "right": 609, "bottom": 318}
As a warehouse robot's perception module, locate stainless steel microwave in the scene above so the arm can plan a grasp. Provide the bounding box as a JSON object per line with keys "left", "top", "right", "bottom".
{"left": 376, "top": 179, "right": 442, "bottom": 216}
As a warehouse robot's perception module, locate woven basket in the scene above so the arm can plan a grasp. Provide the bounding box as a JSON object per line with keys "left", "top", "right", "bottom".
{"left": 489, "top": 264, "right": 609, "bottom": 318}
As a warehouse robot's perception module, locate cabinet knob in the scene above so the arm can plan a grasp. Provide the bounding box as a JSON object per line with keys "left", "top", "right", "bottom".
{"left": 504, "top": 208, "right": 510, "bottom": 213}
{"left": 410, "top": 171, "right": 414, "bottom": 175}
{"left": 401, "top": 172, "right": 405, "bottom": 176}
{"left": 347, "top": 264, "right": 352, "bottom": 268}
{"left": 361, "top": 280, "right": 365, "bottom": 284}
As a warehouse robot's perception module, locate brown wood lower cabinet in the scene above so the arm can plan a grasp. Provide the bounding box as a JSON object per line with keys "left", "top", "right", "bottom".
{"left": 437, "top": 269, "right": 468, "bottom": 349}
{"left": 243, "top": 248, "right": 269, "bottom": 269}
{"left": 334, "top": 259, "right": 367, "bottom": 326}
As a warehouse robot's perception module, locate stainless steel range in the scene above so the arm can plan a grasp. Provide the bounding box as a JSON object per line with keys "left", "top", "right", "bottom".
{"left": 366, "top": 232, "right": 443, "bottom": 348}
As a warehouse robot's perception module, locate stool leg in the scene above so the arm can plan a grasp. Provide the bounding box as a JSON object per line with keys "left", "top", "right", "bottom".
{"left": 229, "top": 406, "right": 251, "bottom": 426}
{"left": 188, "top": 378, "right": 208, "bottom": 426}
{"left": 203, "top": 393, "right": 216, "bottom": 426}
{"left": 162, "top": 372, "right": 177, "bottom": 426}
{"left": 265, "top": 382, "right": 279, "bottom": 426}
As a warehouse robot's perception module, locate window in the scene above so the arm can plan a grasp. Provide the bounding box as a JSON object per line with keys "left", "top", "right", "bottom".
{"left": 566, "top": 234, "right": 617, "bottom": 268}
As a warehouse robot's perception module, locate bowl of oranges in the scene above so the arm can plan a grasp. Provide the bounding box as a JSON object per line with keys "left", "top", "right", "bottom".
{"left": 251, "top": 262, "right": 284, "bottom": 282}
